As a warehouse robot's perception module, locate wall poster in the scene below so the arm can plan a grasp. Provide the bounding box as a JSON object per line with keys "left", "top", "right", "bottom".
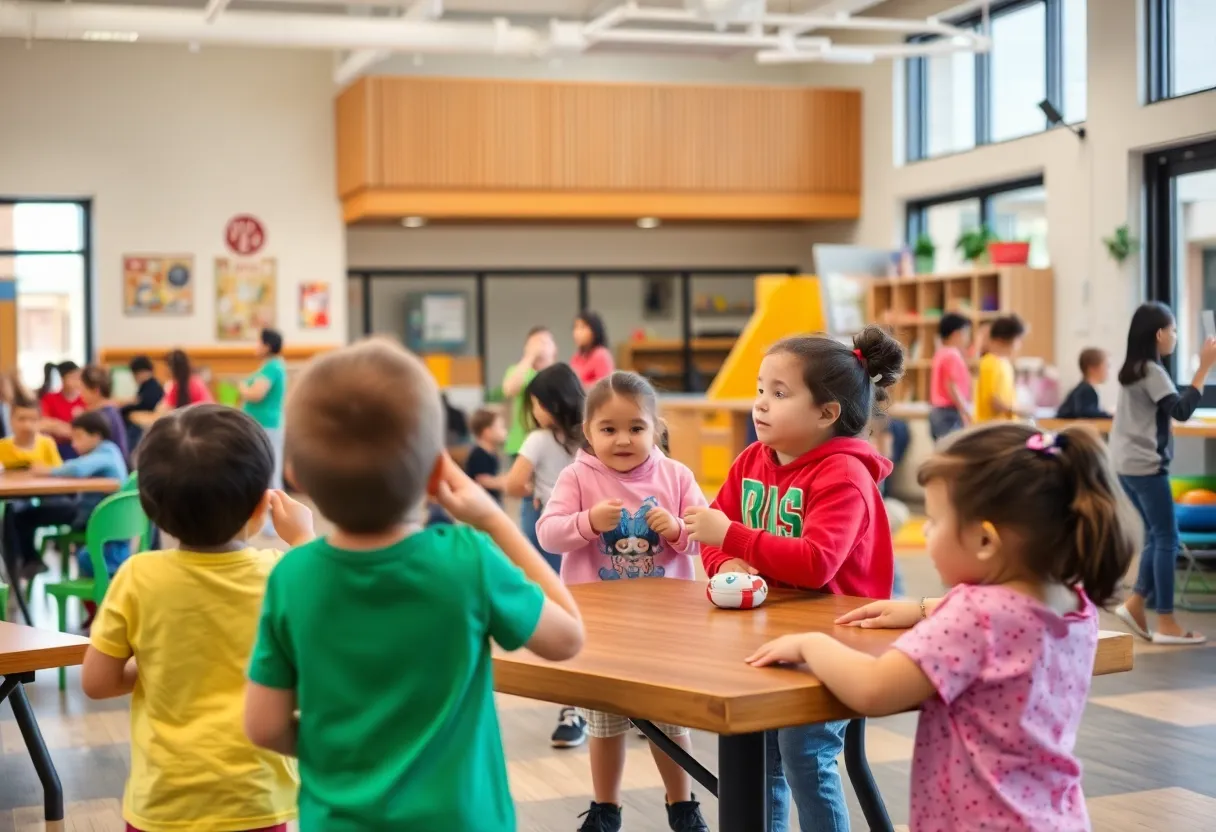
{"left": 123, "top": 255, "right": 194, "bottom": 315}
{"left": 299, "top": 282, "right": 331, "bottom": 329}
{"left": 215, "top": 257, "right": 276, "bottom": 341}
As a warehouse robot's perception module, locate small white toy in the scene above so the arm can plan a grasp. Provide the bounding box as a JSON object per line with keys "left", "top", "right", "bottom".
{"left": 706, "top": 572, "right": 768, "bottom": 610}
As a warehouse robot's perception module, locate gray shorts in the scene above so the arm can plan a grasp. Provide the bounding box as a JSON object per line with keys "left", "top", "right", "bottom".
{"left": 576, "top": 709, "right": 690, "bottom": 739}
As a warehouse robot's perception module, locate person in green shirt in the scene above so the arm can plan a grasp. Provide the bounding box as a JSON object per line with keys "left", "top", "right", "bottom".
{"left": 244, "top": 338, "right": 585, "bottom": 832}
{"left": 502, "top": 326, "right": 557, "bottom": 457}
{"left": 240, "top": 328, "right": 287, "bottom": 488}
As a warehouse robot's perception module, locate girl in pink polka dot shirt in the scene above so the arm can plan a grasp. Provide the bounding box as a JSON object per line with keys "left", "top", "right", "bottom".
{"left": 748, "top": 423, "right": 1139, "bottom": 831}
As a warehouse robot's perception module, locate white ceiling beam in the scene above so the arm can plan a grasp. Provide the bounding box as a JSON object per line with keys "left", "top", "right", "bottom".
{"left": 203, "top": 0, "right": 231, "bottom": 24}
{"left": 334, "top": 48, "right": 390, "bottom": 85}
{"left": 403, "top": 0, "right": 442, "bottom": 22}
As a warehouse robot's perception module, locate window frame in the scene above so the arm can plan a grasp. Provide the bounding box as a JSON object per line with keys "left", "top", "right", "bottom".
{"left": 906, "top": 175, "right": 1047, "bottom": 250}
{"left": 0, "top": 197, "right": 95, "bottom": 364}
{"left": 905, "top": 0, "right": 1078, "bottom": 163}
{"left": 1147, "top": 0, "right": 1216, "bottom": 103}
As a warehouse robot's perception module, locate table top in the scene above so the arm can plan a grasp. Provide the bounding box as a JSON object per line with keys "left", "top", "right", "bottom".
{"left": 0, "top": 475, "right": 121, "bottom": 498}
{"left": 0, "top": 621, "right": 90, "bottom": 676}
{"left": 493, "top": 580, "right": 1135, "bottom": 735}
{"left": 1036, "top": 417, "right": 1216, "bottom": 439}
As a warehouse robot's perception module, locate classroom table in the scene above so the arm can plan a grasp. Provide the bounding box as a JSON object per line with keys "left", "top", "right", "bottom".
{"left": 1036, "top": 417, "right": 1216, "bottom": 438}
{"left": 493, "top": 579, "right": 1135, "bottom": 831}
{"left": 0, "top": 620, "right": 90, "bottom": 821}
{"left": 0, "top": 475, "right": 121, "bottom": 626}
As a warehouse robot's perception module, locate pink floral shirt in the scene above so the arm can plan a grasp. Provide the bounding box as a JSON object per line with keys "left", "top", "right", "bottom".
{"left": 893, "top": 584, "right": 1098, "bottom": 831}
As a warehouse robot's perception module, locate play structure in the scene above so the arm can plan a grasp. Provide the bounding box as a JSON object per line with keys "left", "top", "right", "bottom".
{"left": 1172, "top": 478, "right": 1216, "bottom": 611}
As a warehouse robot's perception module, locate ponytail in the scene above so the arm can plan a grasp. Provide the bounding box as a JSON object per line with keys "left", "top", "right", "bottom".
{"left": 166, "top": 350, "right": 193, "bottom": 409}
{"left": 38, "top": 362, "right": 56, "bottom": 399}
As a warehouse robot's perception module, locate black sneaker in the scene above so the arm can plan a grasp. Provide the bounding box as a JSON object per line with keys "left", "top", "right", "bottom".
{"left": 550, "top": 707, "right": 587, "bottom": 748}
{"left": 577, "top": 802, "right": 622, "bottom": 832}
{"left": 667, "top": 795, "right": 710, "bottom": 832}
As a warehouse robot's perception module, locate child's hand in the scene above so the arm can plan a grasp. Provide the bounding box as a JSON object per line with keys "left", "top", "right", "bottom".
{"left": 715, "top": 557, "right": 759, "bottom": 576}
{"left": 28, "top": 463, "right": 52, "bottom": 475}
{"left": 644, "top": 507, "right": 680, "bottom": 542}
{"left": 835, "top": 600, "right": 923, "bottom": 629}
{"left": 683, "top": 506, "right": 731, "bottom": 547}
{"left": 435, "top": 456, "right": 503, "bottom": 529}
{"left": 269, "top": 490, "right": 314, "bottom": 547}
{"left": 589, "top": 499, "right": 625, "bottom": 533}
{"left": 745, "top": 632, "right": 828, "bottom": 667}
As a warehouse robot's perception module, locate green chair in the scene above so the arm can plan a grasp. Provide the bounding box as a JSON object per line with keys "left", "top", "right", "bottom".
{"left": 0, "top": 581, "right": 8, "bottom": 622}
{"left": 44, "top": 491, "right": 148, "bottom": 690}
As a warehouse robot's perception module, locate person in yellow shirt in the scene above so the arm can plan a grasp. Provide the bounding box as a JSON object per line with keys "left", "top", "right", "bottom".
{"left": 0, "top": 387, "right": 63, "bottom": 470}
{"left": 974, "top": 315, "right": 1026, "bottom": 423}
{"left": 81, "top": 405, "right": 311, "bottom": 832}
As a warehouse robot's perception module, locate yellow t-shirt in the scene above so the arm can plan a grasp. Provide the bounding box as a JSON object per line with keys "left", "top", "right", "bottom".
{"left": 0, "top": 435, "right": 62, "bottom": 469}
{"left": 974, "top": 353, "right": 1016, "bottom": 422}
{"left": 91, "top": 548, "right": 298, "bottom": 832}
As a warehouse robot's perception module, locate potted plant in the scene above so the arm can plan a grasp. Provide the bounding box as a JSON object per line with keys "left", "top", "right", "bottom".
{"left": 912, "top": 233, "right": 936, "bottom": 274}
{"left": 955, "top": 225, "right": 997, "bottom": 266}
{"left": 987, "top": 236, "right": 1031, "bottom": 265}
{"left": 1103, "top": 224, "right": 1139, "bottom": 264}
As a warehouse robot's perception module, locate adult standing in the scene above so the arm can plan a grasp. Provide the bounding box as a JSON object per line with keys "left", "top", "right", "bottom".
{"left": 502, "top": 326, "right": 557, "bottom": 459}
{"left": 240, "top": 328, "right": 287, "bottom": 489}
{"left": 570, "top": 311, "right": 614, "bottom": 388}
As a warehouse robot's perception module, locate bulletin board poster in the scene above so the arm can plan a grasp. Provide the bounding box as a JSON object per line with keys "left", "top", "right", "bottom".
{"left": 215, "top": 257, "right": 277, "bottom": 341}
{"left": 298, "top": 282, "right": 331, "bottom": 329}
{"left": 123, "top": 255, "right": 194, "bottom": 315}
{"left": 406, "top": 291, "right": 468, "bottom": 353}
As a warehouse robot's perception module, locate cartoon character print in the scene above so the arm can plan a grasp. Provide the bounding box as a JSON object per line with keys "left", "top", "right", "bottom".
{"left": 598, "top": 496, "right": 666, "bottom": 580}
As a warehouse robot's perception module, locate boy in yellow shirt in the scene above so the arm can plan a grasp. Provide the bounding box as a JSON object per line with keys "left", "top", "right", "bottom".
{"left": 974, "top": 314, "right": 1026, "bottom": 422}
{"left": 0, "top": 387, "right": 62, "bottom": 469}
{"left": 81, "top": 405, "right": 310, "bottom": 832}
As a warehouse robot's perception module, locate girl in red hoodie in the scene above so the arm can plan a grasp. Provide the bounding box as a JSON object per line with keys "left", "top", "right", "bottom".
{"left": 685, "top": 325, "right": 903, "bottom": 832}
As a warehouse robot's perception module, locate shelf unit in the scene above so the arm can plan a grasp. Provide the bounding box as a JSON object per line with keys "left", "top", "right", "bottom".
{"left": 617, "top": 337, "right": 737, "bottom": 392}
{"left": 867, "top": 266, "right": 1054, "bottom": 402}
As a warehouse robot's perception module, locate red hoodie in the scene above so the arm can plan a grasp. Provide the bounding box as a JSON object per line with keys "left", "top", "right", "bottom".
{"left": 700, "top": 437, "right": 894, "bottom": 599}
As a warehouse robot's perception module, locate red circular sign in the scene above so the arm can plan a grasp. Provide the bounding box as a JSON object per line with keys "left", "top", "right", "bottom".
{"left": 225, "top": 214, "right": 266, "bottom": 256}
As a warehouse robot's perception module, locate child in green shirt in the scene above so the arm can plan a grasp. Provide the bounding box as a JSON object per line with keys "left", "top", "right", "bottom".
{"left": 244, "top": 338, "right": 585, "bottom": 832}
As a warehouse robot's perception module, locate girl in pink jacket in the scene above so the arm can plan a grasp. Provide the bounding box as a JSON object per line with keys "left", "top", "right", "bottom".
{"left": 537, "top": 371, "right": 710, "bottom": 832}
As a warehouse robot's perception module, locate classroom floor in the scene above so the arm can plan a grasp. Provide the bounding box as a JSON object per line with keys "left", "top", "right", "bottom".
{"left": 3, "top": 550, "right": 1216, "bottom": 830}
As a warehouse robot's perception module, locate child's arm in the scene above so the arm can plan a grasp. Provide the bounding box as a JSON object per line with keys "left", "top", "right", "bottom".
{"left": 246, "top": 573, "right": 300, "bottom": 757}
{"left": 653, "top": 465, "right": 709, "bottom": 555}
{"left": 695, "top": 465, "right": 753, "bottom": 576}
{"left": 269, "top": 491, "right": 315, "bottom": 547}
{"left": 534, "top": 466, "right": 603, "bottom": 555}
{"left": 82, "top": 651, "right": 138, "bottom": 699}
{"left": 244, "top": 683, "right": 299, "bottom": 756}
{"left": 49, "top": 450, "right": 104, "bottom": 479}
{"left": 83, "top": 561, "right": 138, "bottom": 700}
{"left": 503, "top": 455, "right": 535, "bottom": 498}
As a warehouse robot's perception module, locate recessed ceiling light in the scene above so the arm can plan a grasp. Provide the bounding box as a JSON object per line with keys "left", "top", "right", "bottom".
{"left": 636, "top": 217, "right": 661, "bottom": 229}
{"left": 402, "top": 216, "right": 427, "bottom": 228}
{"left": 82, "top": 31, "right": 140, "bottom": 42}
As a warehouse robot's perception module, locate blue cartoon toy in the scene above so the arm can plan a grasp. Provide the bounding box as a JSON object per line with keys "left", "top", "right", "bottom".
{"left": 598, "top": 496, "right": 666, "bottom": 580}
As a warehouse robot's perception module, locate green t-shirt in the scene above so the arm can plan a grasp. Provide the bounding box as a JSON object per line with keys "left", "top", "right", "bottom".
{"left": 504, "top": 364, "right": 538, "bottom": 456}
{"left": 247, "top": 526, "right": 544, "bottom": 832}
{"left": 243, "top": 356, "right": 286, "bottom": 429}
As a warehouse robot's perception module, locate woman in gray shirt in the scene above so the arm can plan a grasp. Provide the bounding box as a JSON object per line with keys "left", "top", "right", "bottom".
{"left": 1110, "top": 302, "right": 1216, "bottom": 645}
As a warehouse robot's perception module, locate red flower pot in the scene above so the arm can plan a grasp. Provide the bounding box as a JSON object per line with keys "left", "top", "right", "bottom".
{"left": 987, "top": 241, "right": 1030, "bottom": 265}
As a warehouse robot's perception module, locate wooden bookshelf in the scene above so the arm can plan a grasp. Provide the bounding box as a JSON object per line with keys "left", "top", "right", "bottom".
{"left": 617, "top": 337, "right": 737, "bottom": 393}
{"left": 867, "top": 266, "right": 1054, "bottom": 402}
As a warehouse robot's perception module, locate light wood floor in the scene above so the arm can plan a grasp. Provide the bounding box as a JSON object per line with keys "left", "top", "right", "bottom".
{"left": 3, "top": 555, "right": 1216, "bottom": 831}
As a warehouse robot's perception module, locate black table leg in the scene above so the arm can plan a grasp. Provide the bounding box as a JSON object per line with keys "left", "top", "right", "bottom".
{"left": 719, "top": 732, "right": 768, "bottom": 832}
{"left": 0, "top": 537, "right": 34, "bottom": 626}
{"left": 843, "top": 718, "right": 893, "bottom": 832}
{"left": 2, "top": 673, "right": 65, "bottom": 821}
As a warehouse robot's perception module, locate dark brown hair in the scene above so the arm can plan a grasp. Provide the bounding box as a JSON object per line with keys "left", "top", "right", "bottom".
{"left": 82, "top": 364, "right": 113, "bottom": 398}
{"left": 138, "top": 405, "right": 273, "bottom": 547}
{"left": 988, "top": 314, "right": 1026, "bottom": 342}
{"left": 469, "top": 408, "right": 502, "bottom": 438}
{"left": 918, "top": 422, "right": 1138, "bottom": 607}
{"left": 1078, "top": 347, "right": 1107, "bottom": 375}
{"left": 166, "top": 349, "right": 193, "bottom": 408}
{"left": 767, "top": 326, "right": 905, "bottom": 438}
{"left": 523, "top": 363, "right": 586, "bottom": 453}
{"left": 71, "top": 409, "right": 112, "bottom": 441}
{"left": 286, "top": 338, "right": 444, "bottom": 534}
{"left": 584, "top": 371, "right": 670, "bottom": 454}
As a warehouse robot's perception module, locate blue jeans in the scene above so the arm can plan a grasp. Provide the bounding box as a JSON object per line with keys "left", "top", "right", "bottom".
{"left": 1119, "top": 473, "right": 1178, "bottom": 615}
{"left": 767, "top": 721, "right": 850, "bottom": 832}
{"left": 77, "top": 542, "right": 132, "bottom": 579}
{"left": 520, "top": 497, "right": 561, "bottom": 574}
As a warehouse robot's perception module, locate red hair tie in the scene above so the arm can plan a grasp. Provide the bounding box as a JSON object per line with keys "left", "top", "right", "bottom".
{"left": 852, "top": 348, "right": 867, "bottom": 368}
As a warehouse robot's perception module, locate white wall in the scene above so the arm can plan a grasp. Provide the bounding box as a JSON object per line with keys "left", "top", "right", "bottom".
{"left": 0, "top": 41, "right": 346, "bottom": 352}
{"left": 803, "top": 0, "right": 1216, "bottom": 398}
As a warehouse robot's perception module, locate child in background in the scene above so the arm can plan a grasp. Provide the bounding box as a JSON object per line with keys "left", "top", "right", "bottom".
{"left": 1111, "top": 302, "right": 1216, "bottom": 645}
{"left": 688, "top": 326, "right": 903, "bottom": 832}
{"left": 503, "top": 362, "right": 587, "bottom": 748}
{"left": 244, "top": 339, "right": 584, "bottom": 832}
{"left": 159, "top": 349, "right": 214, "bottom": 410}
{"left": 502, "top": 326, "right": 558, "bottom": 459}
{"left": 571, "top": 311, "right": 615, "bottom": 387}
{"left": 973, "top": 315, "right": 1025, "bottom": 423}
{"left": 82, "top": 405, "right": 308, "bottom": 832}
{"left": 465, "top": 408, "right": 507, "bottom": 504}
{"left": 538, "top": 371, "right": 710, "bottom": 832}
{"left": 928, "top": 312, "right": 972, "bottom": 440}
{"left": 40, "top": 360, "right": 87, "bottom": 459}
{"left": 748, "top": 423, "right": 1138, "bottom": 831}
{"left": 81, "top": 365, "right": 131, "bottom": 466}
{"left": 0, "top": 382, "right": 62, "bottom": 470}
{"left": 119, "top": 355, "right": 164, "bottom": 452}
{"left": 1056, "top": 348, "right": 1112, "bottom": 419}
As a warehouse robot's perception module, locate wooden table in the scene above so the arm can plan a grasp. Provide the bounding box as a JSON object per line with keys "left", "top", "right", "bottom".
{"left": 0, "top": 621, "right": 89, "bottom": 821}
{"left": 1036, "top": 417, "right": 1216, "bottom": 439}
{"left": 494, "top": 580, "right": 1134, "bottom": 831}
{"left": 0, "top": 475, "right": 121, "bottom": 626}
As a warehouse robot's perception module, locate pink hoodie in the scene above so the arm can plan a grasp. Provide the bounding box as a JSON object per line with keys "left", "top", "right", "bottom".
{"left": 537, "top": 448, "right": 708, "bottom": 585}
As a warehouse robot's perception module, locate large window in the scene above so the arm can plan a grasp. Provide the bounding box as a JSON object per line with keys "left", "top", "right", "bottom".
{"left": 906, "top": 0, "right": 1087, "bottom": 162}
{"left": 907, "top": 178, "right": 1048, "bottom": 272}
{"left": 0, "top": 201, "right": 92, "bottom": 388}
{"left": 1148, "top": 0, "right": 1216, "bottom": 101}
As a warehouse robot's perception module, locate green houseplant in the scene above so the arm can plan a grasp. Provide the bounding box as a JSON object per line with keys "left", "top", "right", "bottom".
{"left": 956, "top": 225, "right": 997, "bottom": 265}
{"left": 912, "top": 233, "right": 936, "bottom": 274}
{"left": 1103, "top": 224, "right": 1139, "bottom": 264}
